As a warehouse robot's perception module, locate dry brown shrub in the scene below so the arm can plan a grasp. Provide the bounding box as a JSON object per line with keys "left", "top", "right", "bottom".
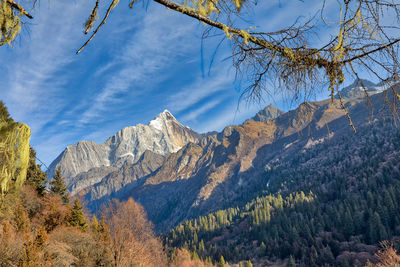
{"left": 48, "top": 225, "right": 113, "bottom": 266}
{"left": 20, "top": 226, "right": 52, "bottom": 267}
{"left": 0, "top": 220, "right": 24, "bottom": 265}
{"left": 365, "top": 241, "right": 400, "bottom": 267}
{"left": 36, "top": 194, "right": 70, "bottom": 232}
{"left": 20, "top": 185, "right": 44, "bottom": 218}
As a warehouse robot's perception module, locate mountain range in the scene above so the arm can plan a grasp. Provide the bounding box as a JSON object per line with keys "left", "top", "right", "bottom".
{"left": 48, "top": 80, "right": 399, "bottom": 232}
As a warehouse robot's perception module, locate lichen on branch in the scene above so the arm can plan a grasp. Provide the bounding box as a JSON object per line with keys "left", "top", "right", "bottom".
{"left": 0, "top": 0, "right": 33, "bottom": 46}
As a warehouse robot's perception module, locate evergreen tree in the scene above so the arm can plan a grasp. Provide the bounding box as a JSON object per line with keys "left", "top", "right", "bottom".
{"left": 192, "top": 251, "right": 199, "bottom": 260}
{"left": 68, "top": 198, "right": 88, "bottom": 230}
{"left": 260, "top": 242, "right": 266, "bottom": 256}
{"left": 199, "top": 239, "right": 205, "bottom": 253}
{"left": 219, "top": 255, "right": 226, "bottom": 267}
{"left": 288, "top": 255, "right": 296, "bottom": 267}
{"left": 50, "top": 167, "right": 69, "bottom": 204}
{"left": 26, "top": 147, "right": 47, "bottom": 196}
{"left": 91, "top": 216, "right": 99, "bottom": 232}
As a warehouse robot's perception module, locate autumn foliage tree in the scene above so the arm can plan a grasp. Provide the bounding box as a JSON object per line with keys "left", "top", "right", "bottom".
{"left": 365, "top": 242, "right": 400, "bottom": 267}
{"left": 102, "top": 197, "right": 166, "bottom": 267}
{"left": 169, "top": 248, "right": 215, "bottom": 267}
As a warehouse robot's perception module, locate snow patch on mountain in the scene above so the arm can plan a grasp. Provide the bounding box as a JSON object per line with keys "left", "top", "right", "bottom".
{"left": 149, "top": 119, "right": 162, "bottom": 131}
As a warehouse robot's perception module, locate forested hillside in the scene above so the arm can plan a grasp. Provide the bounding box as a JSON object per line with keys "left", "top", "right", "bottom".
{"left": 165, "top": 118, "right": 400, "bottom": 266}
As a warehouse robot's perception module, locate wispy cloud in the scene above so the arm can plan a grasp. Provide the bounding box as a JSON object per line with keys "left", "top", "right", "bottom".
{"left": 167, "top": 65, "right": 235, "bottom": 113}
{"left": 180, "top": 98, "right": 223, "bottom": 123}
{"left": 78, "top": 4, "right": 198, "bottom": 124}
{"left": 195, "top": 101, "right": 261, "bottom": 133}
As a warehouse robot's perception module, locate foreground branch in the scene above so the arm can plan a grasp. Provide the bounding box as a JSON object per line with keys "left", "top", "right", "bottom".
{"left": 6, "top": 0, "right": 33, "bottom": 19}
{"left": 76, "top": 0, "right": 119, "bottom": 54}
{"left": 152, "top": 0, "right": 331, "bottom": 69}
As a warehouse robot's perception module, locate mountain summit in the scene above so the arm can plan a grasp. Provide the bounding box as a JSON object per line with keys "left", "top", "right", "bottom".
{"left": 47, "top": 110, "right": 200, "bottom": 191}
{"left": 337, "top": 79, "right": 384, "bottom": 99}
{"left": 246, "top": 104, "right": 284, "bottom": 123}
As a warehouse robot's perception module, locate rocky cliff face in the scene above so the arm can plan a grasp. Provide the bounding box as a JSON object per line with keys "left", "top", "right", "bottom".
{"left": 48, "top": 110, "right": 200, "bottom": 191}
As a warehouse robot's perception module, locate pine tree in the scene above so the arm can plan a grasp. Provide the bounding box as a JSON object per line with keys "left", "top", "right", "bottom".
{"left": 91, "top": 216, "right": 99, "bottom": 232}
{"left": 26, "top": 147, "right": 47, "bottom": 196}
{"left": 234, "top": 246, "right": 240, "bottom": 259}
{"left": 288, "top": 255, "right": 296, "bottom": 267}
{"left": 192, "top": 251, "right": 200, "bottom": 260}
{"left": 68, "top": 198, "right": 88, "bottom": 230}
{"left": 260, "top": 242, "right": 267, "bottom": 256}
{"left": 199, "top": 239, "right": 205, "bottom": 253}
{"left": 50, "top": 167, "right": 69, "bottom": 204}
{"left": 219, "top": 255, "right": 226, "bottom": 267}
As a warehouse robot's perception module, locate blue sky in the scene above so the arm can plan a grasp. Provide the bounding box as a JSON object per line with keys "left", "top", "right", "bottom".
{"left": 0, "top": 0, "right": 344, "bottom": 167}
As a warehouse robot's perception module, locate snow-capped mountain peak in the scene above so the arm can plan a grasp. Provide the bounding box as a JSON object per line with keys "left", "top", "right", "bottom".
{"left": 48, "top": 110, "right": 200, "bottom": 187}
{"left": 149, "top": 110, "right": 180, "bottom": 131}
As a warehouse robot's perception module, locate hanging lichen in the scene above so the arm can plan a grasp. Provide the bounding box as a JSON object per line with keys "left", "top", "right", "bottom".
{"left": 84, "top": 0, "right": 100, "bottom": 34}
{"left": 111, "top": 0, "right": 119, "bottom": 9}
{"left": 0, "top": 0, "right": 21, "bottom": 46}
{"left": 175, "top": 0, "right": 221, "bottom": 17}
{"left": 233, "top": 0, "right": 242, "bottom": 10}
{"left": 0, "top": 0, "right": 33, "bottom": 46}
{"left": 240, "top": 29, "right": 250, "bottom": 45}
{"left": 222, "top": 24, "right": 233, "bottom": 39}
{"left": 0, "top": 114, "right": 31, "bottom": 194}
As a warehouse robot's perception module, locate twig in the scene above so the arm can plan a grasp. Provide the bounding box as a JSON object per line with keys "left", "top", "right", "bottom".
{"left": 76, "top": 0, "right": 119, "bottom": 54}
